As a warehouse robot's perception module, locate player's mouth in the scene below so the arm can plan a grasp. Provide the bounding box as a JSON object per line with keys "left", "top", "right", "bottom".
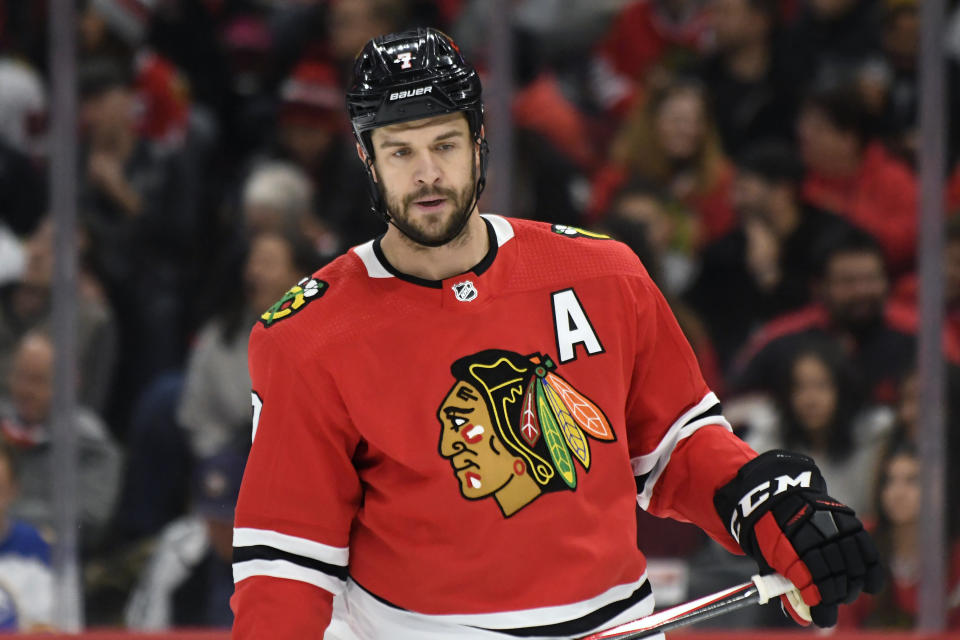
{"left": 413, "top": 197, "right": 447, "bottom": 211}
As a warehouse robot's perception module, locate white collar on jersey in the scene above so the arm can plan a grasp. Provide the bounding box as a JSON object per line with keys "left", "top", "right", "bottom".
{"left": 353, "top": 214, "right": 515, "bottom": 280}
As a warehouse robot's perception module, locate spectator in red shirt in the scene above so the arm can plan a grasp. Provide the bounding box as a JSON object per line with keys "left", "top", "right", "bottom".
{"left": 798, "top": 84, "right": 918, "bottom": 274}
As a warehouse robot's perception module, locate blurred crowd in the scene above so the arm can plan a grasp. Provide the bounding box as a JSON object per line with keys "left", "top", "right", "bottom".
{"left": 1, "top": 0, "right": 960, "bottom": 632}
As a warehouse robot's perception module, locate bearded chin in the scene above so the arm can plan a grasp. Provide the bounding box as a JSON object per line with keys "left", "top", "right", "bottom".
{"left": 380, "top": 163, "right": 478, "bottom": 247}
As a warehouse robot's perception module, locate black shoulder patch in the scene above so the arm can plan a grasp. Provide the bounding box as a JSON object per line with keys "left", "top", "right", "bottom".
{"left": 551, "top": 224, "right": 611, "bottom": 240}
{"left": 259, "top": 277, "right": 328, "bottom": 327}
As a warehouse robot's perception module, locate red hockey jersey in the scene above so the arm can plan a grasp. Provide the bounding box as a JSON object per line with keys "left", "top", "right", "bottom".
{"left": 231, "top": 215, "right": 757, "bottom": 639}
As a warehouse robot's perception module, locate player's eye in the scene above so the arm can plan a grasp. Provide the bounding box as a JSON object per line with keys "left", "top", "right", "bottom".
{"left": 391, "top": 148, "right": 410, "bottom": 158}
{"left": 436, "top": 143, "right": 455, "bottom": 152}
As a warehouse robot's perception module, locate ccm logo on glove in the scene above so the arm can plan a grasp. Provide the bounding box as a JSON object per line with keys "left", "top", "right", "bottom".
{"left": 729, "top": 471, "right": 812, "bottom": 542}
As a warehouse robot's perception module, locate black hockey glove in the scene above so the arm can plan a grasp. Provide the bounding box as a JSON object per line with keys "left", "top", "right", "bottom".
{"left": 714, "top": 450, "right": 884, "bottom": 628}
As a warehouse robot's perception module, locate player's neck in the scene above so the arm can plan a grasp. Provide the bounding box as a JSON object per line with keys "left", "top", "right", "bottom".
{"left": 380, "top": 211, "right": 489, "bottom": 282}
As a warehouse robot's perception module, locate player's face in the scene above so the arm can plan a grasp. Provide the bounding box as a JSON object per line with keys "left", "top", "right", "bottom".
{"left": 368, "top": 112, "right": 478, "bottom": 245}
{"left": 437, "top": 381, "right": 517, "bottom": 499}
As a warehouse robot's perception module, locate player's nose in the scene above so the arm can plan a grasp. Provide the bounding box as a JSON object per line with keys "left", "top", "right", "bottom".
{"left": 413, "top": 150, "right": 443, "bottom": 185}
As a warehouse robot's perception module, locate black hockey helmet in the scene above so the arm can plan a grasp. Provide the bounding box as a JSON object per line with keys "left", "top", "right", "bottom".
{"left": 345, "top": 27, "right": 489, "bottom": 245}
{"left": 347, "top": 27, "right": 484, "bottom": 156}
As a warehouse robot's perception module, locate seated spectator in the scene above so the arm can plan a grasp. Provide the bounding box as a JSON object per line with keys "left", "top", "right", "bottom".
{"left": 693, "top": 0, "right": 799, "bottom": 155}
{"left": 742, "top": 340, "right": 892, "bottom": 516}
{"left": 266, "top": 59, "right": 377, "bottom": 248}
{"left": 838, "top": 443, "right": 960, "bottom": 629}
{"left": 687, "top": 141, "right": 852, "bottom": 368}
{"left": 0, "top": 442, "right": 53, "bottom": 632}
{"left": 797, "top": 84, "right": 918, "bottom": 274}
{"left": 125, "top": 447, "right": 246, "bottom": 630}
{"left": 732, "top": 227, "right": 920, "bottom": 406}
{"left": 592, "top": 77, "right": 736, "bottom": 245}
{"left": 179, "top": 230, "right": 321, "bottom": 458}
{"left": 0, "top": 218, "right": 117, "bottom": 414}
{"left": 0, "top": 330, "right": 122, "bottom": 548}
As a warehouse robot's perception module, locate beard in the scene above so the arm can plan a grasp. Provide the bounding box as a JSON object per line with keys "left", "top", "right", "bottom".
{"left": 378, "top": 162, "right": 477, "bottom": 247}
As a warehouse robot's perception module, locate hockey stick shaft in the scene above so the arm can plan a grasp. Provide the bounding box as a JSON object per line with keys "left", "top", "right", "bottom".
{"left": 579, "top": 573, "right": 808, "bottom": 640}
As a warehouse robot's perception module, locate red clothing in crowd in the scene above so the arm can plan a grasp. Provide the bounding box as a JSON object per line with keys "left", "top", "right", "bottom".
{"left": 890, "top": 273, "right": 960, "bottom": 355}
{"left": 135, "top": 51, "right": 190, "bottom": 144}
{"left": 512, "top": 73, "right": 601, "bottom": 172}
{"left": 802, "top": 143, "right": 917, "bottom": 274}
{"left": 838, "top": 541, "right": 960, "bottom": 629}
{"left": 591, "top": 0, "right": 711, "bottom": 117}
{"left": 948, "top": 163, "right": 960, "bottom": 214}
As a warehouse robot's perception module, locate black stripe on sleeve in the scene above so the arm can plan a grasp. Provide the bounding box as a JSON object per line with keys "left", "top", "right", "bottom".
{"left": 233, "top": 545, "right": 349, "bottom": 581}
{"left": 634, "top": 400, "right": 723, "bottom": 495}
{"left": 684, "top": 401, "right": 723, "bottom": 426}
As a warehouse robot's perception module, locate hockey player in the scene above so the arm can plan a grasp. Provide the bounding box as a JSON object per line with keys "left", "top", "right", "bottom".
{"left": 231, "top": 28, "right": 882, "bottom": 639}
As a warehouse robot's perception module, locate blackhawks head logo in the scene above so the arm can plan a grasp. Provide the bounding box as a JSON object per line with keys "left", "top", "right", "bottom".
{"left": 437, "top": 349, "right": 615, "bottom": 517}
{"left": 259, "top": 277, "right": 327, "bottom": 327}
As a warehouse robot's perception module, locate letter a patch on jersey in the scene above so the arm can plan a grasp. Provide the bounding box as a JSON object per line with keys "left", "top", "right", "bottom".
{"left": 437, "top": 349, "right": 615, "bottom": 518}
{"left": 259, "top": 277, "right": 328, "bottom": 327}
{"left": 551, "top": 289, "right": 604, "bottom": 363}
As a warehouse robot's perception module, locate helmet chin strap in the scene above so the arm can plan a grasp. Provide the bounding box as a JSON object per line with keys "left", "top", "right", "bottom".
{"left": 362, "top": 137, "right": 489, "bottom": 250}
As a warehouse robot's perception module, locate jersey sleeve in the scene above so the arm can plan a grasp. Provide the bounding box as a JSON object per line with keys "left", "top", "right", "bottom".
{"left": 231, "top": 324, "right": 362, "bottom": 638}
{"left": 624, "top": 270, "right": 756, "bottom": 554}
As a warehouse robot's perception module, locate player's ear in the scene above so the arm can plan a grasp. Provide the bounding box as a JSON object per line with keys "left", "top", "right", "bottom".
{"left": 356, "top": 142, "right": 378, "bottom": 182}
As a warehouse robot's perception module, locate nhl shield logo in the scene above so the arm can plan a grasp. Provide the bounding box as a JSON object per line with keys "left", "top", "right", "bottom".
{"left": 452, "top": 280, "right": 478, "bottom": 302}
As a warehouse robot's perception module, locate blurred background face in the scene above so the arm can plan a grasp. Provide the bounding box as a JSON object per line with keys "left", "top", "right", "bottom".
{"left": 790, "top": 353, "right": 838, "bottom": 434}
{"left": 611, "top": 194, "right": 674, "bottom": 255}
{"left": 79, "top": 6, "right": 109, "bottom": 53}
{"left": 822, "top": 251, "right": 888, "bottom": 328}
{"left": 709, "top": 0, "right": 767, "bottom": 52}
{"left": 797, "top": 105, "right": 854, "bottom": 173}
{"left": 655, "top": 89, "right": 706, "bottom": 161}
{"left": 9, "top": 334, "right": 54, "bottom": 426}
{"left": 809, "top": 0, "right": 857, "bottom": 19}
{"left": 881, "top": 453, "right": 921, "bottom": 526}
{"left": 80, "top": 86, "right": 136, "bottom": 144}
{"left": 732, "top": 171, "right": 772, "bottom": 220}
{"left": 243, "top": 233, "right": 302, "bottom": 315}
{"left": 280, "top": 123, "right": 334, "bottom": 168}
{"left": 329, "top": 0, "right": 392, "bottom": 62}
{"left": 883, "top": 8, "right": 919, "bottom": 69}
